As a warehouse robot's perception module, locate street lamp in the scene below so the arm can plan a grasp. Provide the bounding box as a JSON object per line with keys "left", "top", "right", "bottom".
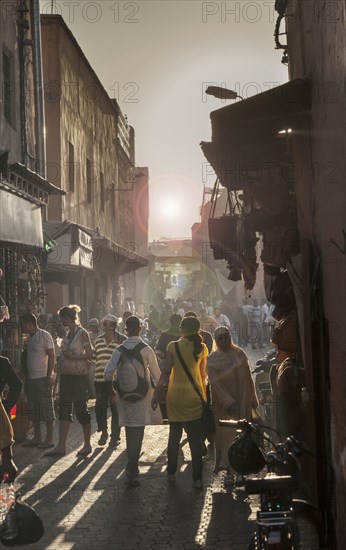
{"left": 205, "top": 86, "right": 244, "bottom": 100}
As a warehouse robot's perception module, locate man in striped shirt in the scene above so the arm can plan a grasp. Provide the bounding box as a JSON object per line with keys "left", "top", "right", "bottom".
{"left": 94, "top": 314, "right": 126, "bottom": 447}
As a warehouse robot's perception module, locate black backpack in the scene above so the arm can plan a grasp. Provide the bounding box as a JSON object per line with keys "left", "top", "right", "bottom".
{"left": 115, "top": 342, "right": 149, "bottom": 402}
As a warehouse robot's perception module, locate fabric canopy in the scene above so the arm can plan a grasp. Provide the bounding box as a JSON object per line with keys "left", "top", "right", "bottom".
{"left": 201, "top": 78, "right": 311, "bottom": 190}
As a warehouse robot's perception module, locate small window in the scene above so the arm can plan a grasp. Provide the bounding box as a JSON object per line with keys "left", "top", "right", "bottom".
{"left": 3, "top": 49, "right": 15, "bottom": 127}
{"left": 100, "top": 171, "right": 105, "bottom": 212}
{"left": 86, "top": 158, "right": 92, "bottom": 203}
{"left": 68, "top": 142, "right": 75, "bottom": 192}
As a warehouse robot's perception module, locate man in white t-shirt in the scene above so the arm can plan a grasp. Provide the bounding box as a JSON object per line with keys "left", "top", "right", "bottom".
{"left": 249, "top": 299, "right": 265, "bottom": 349}
{"left": 213, "top": 307, "right": 232, "bottom": 330}
{"left": 20, "top": 313, "right": 55, "bottom": 448}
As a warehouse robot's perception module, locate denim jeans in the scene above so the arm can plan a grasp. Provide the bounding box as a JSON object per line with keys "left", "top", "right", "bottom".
{"left": 249, "top": 322, "right": 263, "bottom": 347}
{"left": 94, "top": 381, "right": 121, "bottom": 440}
{"left": 262, "top": 323, "right": 271, "bottom": 345}
{"left": 167, "top": 418, "right": 203, "bottom": 481}
{"left": 125, "top": 426, "right": 145, "bottom": 479}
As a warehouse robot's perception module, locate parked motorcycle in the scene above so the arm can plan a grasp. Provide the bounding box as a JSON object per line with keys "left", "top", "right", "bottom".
{"left": 220, "top": 419, "right": 323, "bottom": 549}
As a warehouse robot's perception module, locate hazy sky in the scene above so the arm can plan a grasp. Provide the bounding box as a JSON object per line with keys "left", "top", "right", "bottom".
{"left": 40, "top": 0, "right": 288, "bottom": 239}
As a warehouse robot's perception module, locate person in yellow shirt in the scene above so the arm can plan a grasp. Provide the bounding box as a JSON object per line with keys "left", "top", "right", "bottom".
{"left": 152, "top": 316, "right": 208, "bottom": 489}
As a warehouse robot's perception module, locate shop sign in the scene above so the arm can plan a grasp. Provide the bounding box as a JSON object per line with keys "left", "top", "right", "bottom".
{"left": 47, "top": 227, "right": 93, "bottom": 269}
{"left": 0, "top": 189, "right": 43, "bottom": 247}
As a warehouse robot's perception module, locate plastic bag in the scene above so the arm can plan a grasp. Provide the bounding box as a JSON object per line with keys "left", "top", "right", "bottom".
{"left": 0, "top": 475, "right": 17, "bottom": 541}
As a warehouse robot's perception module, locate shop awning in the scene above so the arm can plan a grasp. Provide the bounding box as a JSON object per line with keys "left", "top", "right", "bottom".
{"left": 92, "top": 233, "right": 148, "bottom": 275}
{"left": 0, "top": 162, "right": 65, "bottom": 207}
{"left": 8, "top": 163, "right": 65, "bottom": 196}
{"left": 43, "top": 220, "right": 94, "bottom": 271}
{"left": 43, "top": 221, "right": 148, "bottom": 277}
{"left": 0, "top": 162, "right": 65, "bottom": 248}
{"left": 201, "top": 77, "right": 311, "bottom": 190}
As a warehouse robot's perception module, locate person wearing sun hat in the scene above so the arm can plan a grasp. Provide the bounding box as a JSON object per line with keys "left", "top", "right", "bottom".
{"left": 152, "top": 316, "right": 208, "bottom": 489}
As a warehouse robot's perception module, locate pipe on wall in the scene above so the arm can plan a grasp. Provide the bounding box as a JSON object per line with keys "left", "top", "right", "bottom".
{"left": 31, "top": 0, "right": 46, "bottom": 178}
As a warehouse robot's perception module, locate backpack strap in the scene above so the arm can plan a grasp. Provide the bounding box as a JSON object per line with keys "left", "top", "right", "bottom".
{"left": 118, "top": 342, "right": 147, "bottom": 364}
{"left": 116, "top": 342, "right": 150, "bottom": 390}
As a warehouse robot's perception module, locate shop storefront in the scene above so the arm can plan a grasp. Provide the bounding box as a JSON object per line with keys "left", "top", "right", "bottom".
{"left": 43, "top": 222, "right": 148, "bottom": 321}
{"left": 0, "top": 162, "right": 64, "bottom": 366}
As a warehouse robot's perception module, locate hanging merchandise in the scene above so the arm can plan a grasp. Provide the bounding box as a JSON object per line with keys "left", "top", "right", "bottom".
{"left": 263, "top": 264, "right": 281, "bottom": 302}
{"left": 207, "top": 181, "right": 260, "bottom": 290}
{"left": 0, "top": 293, "right": 10, "bottom": 322}
{"left": 0, "top": 248, "right": 18, "bottom": 321}
{"left": 243, "top": 181, "right": 290, "bottom": 232}
{"left": 17, "top": 258, "right": 28, "bottom": 281}
{"left": 208, "top": 179, "right": 244, "bottom": 261}
{"left": 261, "top": 224, "right": 300, "bottom": 268}
{"left": 225, "top": 221, "right": 259, "bottom": 290}
{"left": 270, "top": 269, "right": 296, "bottom": 311}
{"left": 24, "top": 255, "right": 45, "bottom": 314}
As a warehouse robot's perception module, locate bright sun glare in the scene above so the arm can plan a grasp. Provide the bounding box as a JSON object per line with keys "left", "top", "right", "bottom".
{"left": 160, "top": 200, "right": 180, "bottom": 218}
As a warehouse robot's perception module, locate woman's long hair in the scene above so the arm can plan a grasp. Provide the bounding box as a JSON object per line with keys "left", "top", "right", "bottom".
{"left": 185, "top": 333, "right": 203, "bottom": 362}
{"left": 180, "top": 317, "right": 203, "bottom": 362}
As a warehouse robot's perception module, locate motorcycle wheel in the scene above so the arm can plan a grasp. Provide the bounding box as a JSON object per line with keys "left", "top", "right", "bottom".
{"left": 293, "top": 499, "right": 322, "bottom": 549}
{"left": 249, "top": 527, "right": 299, "bottom": 550}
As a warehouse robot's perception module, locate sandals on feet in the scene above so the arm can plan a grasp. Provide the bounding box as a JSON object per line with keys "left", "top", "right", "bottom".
{"left": 98, "top": 433, "right": 108, "bottom": 446}
{"left": 22, "top": 440, "right": 40, "bottom": 447}
{"left": 38, "top": 443, "right": 55, "bottom": 449}
{"left": 77, "top": 447, "right": 92, "bottom": 456}
{"left": 109, "top": 438, "right": 120, "bottom": 448}
{"left": 44, "top": 449, "right": 66, "bottom": 457}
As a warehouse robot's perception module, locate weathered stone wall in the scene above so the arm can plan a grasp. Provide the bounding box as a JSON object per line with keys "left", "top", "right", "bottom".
{"left": 286, "top": 0, "right": 346, "bottom": 545}
{"left": 0, "top": 0, "right": 36, "bottom": 167}
{"left": 42, "top": 15, "right": 120, "bottom": 246}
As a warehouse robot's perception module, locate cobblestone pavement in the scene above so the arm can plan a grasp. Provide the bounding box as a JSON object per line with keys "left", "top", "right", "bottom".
{"left": 12, "top": 346, "right": 268, "bottom": 550}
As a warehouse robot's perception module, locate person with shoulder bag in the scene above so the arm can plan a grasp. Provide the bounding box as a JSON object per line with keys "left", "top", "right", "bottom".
{"left": 151, "top": 316, "right": 209, "bottom": 489}
{"left": 45, "top": 305, "right": 93, "bottom": 458}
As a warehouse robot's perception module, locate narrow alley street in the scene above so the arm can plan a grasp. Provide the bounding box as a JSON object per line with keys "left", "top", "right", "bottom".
{"left": 12, "top": 349, "right": 264, "bottom": 550}
{"left": 1, "top": 1, "right": 345, "bottom": 547}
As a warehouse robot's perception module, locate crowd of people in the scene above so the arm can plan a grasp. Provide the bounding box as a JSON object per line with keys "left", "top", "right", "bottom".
{"left": 1, "top": 296, "right": 279, "bottom": 491}
{"left": 143, "top": 297, "right": 275, "bottom": 349}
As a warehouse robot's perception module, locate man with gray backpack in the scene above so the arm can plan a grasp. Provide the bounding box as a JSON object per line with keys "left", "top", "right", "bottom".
{"left": 104, "top": 316, "right": 162, "bottom": 485}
